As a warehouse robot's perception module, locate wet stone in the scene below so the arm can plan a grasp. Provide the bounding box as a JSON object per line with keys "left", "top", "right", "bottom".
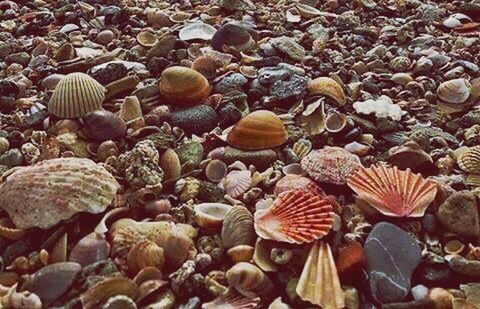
{"left": 270, "top": 75, "right": 308, "bottom": 101}
{"left": 214, "top": 73, "right": 248, "bottom": 94}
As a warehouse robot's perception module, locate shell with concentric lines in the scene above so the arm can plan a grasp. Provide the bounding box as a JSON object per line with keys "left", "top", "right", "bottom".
{"left": 48, "top": 73, "right": 107, "bottom": 118}
{"left": 458, "top": 145, "right": 480, "bottom": 174}
{"left": 159, "top": 66, "right": 211, "bottom": 105}
{"left": 0, "top": 158, "right": 119, "bottom": 229}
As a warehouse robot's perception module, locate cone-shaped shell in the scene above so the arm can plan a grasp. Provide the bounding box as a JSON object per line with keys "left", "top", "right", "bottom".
{"left": 202, "top": 289, "right": 260, "bottom": 309}
{"left": 458, "top": 146, "right": 480, "bottom": 174}
{"left": 49, "top": 73, "right": 106, "bottom": 118}
{"left": 437, "top": 78, "right": 471, "bottom": 104}
{"left": 227, "top": 110, "right": 288, "bottom": 150}
{"left": 254, "top": 189, "right": 334, "bottom": 244}
{"left": 308, "top": 77, "right": 346, "bottom": 106}
{"left": 222, "top": 206, "right": 255, "bottom": 249}
{"left": 159, "top": 66, "right": 211, "bottom": 105}
{"left": 0, "top": 158, "right": 119, "bottom": 229}
{"left": 301, "top": 147, "right": 362, "bottom": 185}
{"left": 347, "top": 165, "right": 437, "bottom": 217}
{"left": 296, "top": 241, "right": 345, "bottom": 309}
{"left": 226, "top": 262, "right": 274, "bottom": 299}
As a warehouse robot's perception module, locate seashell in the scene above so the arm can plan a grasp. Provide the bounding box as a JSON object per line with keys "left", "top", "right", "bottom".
{"left": 105, "top": 75, "right": 140, "bottom": 100}
{"left": 159, "top": 66, "right": 211, "bottom": 105}
{"left": 179, "top": 22, "right": 217, "bottom": 41}
{"left": 222, "top": 206, "right": 255, "bottom": 249}
{"left": 239, "top": 65, "right": 258, "bottom": 79}
{"left": 119, "top": 96, "right": 143, "bottom": 123}
{"left": 296, "top": 3, "right": 322, "bottom": 18}
{"left": 0, "top": 158, "right": 119, "bottom": 229}
{"left": 466, "top": 174, "right": 480, "bottom": 187}
{"left": 254, "top": 189, "right": 334, "bottom": 244}
{"left": 299, "top": 100, "right": 326, "bottom": 136}
{"left": 159, "top": 148, "right": 182, "bottom": 181}
{"left": 388, "top": 140, "right": 433, "bottom": 171}
{"left": 83, "top": 110, "right": 127, "bottom": 142}
{"left": 458, "top": 146, "right": 480, "bottom": 174}
{"left": 292, "top": 138, "right": 312, "bottom": 159}
{"left": 308, "top": 77, "right": 346, "bottom": 106}
{"left": 50, "top": 232, "right": 68, "bottom": 263}
{"left": 191, "top": 56, "right": 220, "bottom": 79}
{"left": 268, "top": 297, "right": 291, "bottom": 309}
{"left": 211, "top": 22, "right": 254, "bottom": 52}
{"left": 452, "top": 298, "right": 477, "bottom": 309}
{"left": 102, "top": 295, "right": 137, "bottom": 309}
{"left": 69, "top": 232, "right": 110, "bottom": 267}
{"left": 301, "top": 147, "right": 362, "bottom": 185}
{"left": 296, "top": 241, "right": 345, "bottom": 309}
{"left": 0, "top": 217, "right": 26, "bottom": 240}
{"left": 253, "top": 238, "right": 278, "bottom": 272}
{"left": 353, "top": 95, "right": 402, "bottom": 121}
{"left": 41, "top": 74, "right": 65, "bottom": 91}
{"left": 22, "top": 262, "right": 82, "bottom": 306}
{"left": 220, "top": 170, "right": 252, "bottom": 198}
{"left": 227, "top": 110, "right": 288, "bottom": 150}
{"left": 444, "top": 240, "right": 465, "bottom": 256}
{"left": 281, "top": 163, "right": 304, "bottom": 176}
{"left": 81, "top": 277, "right": 138, "bottom": 309}
{"left": 437, "top": 78, "right": 472, "bottom": 104}
{"left": 325, "top": 112, "right": 348, "bottom": 133}
{"left": 194, "top": 203, "right": 232, "bottom": 228}
{"left": 49, "top": 73, "right": 106, "bottom": 118}
{"left": 344, "top": 142, "right": 370, "bottom": 156}
{"left": 127, "top": 239, "right": 165, "bottom": 275}
{"left": 205, "top": 159, "right": 228, "bottom": 183}
{"left": 391, "top": 72, "right": 413, "bottom": 86}
{"left": 169, "top": 11, "right": 192, "bottom": 23}
{"left": 347, "top": 165, "right": 438, "bottom": 217}
{"left": 202, "top": 289, "right": 260, "bottom": 309}
{"left": 133, "top": 267, "right": 163, "bottom": 286}
{"left": 227, "top": 245, "right": 255, "bottom": 263}
{"left": 136, "top": 279, "right": 169, "bottom": 305}
{"left": 226, "top": 262, "right": 274, "bottom": 299}
{"left": 136, "top": 31, "right": 157, "bottom": 47}
{"left": 273, "top": 174, "right": 325, "bottom": 196}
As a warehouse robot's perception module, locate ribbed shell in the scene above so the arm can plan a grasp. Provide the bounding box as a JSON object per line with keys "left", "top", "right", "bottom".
{"left": 307, "top": 77, "right": 346, "bottom": 106}
{"left": 159, "top": 66, "right": 211, "bottom": 105}
{"left": 466, "top": 173, "right": 480, "bottom": 187}
{"left": 437, "top": 78, "right": 471, "bottom": 104}
{"left": 301, "top": 147, "right": 362, "bottom": 185}
{"left": 296, "top": 241, "right": 345, "bottom": 309}
{"left": 273, "top": 174, "right": 326, "bottom": 196}
{"left": 254, "top": 189, "right": 334, "bottom": 244}
{"left": 347, "top": 165, "right": 437, "bottom": 217}
{"left": 220, "top": 170, "right": 252, "bottom": 198}
{"left": 0, "top": 158, "right": 119, "bottom": 229}
{"left": 227, "top": 110, "right": 288, "bottom": 150}
{"left": 458, "top": 146, "right": 480, "bottom": 174}
{"left": 222, "top": 206, "right": 255, "bottom": 249}
{"left": 49, "top": 73, "right": 106, "bottom": 118}
{"left": 202, "top": 289, "right": 260, "bottom": 309}
{"left": 126, "top": 239, "right": 165, "bottom": 274}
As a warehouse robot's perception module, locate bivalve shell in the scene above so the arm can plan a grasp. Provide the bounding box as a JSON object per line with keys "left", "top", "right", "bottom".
{"left": 325, "top": 112, "right": 348, "bottom": 133}
{"left": 222, "top": 206, "right": 255, "bottom": 249}
{"left": 226, "top": 262, "right": 274, "bottom": 299}
{"left": 202, "top": 289, "right": 260, "bottom": 309}
{"left": 194, "top": 203, "right": 232, "bottom": 228}
{"left": 136, "top": 31, "right": 157, "bottom": 47}
{"left": 81, "top": 277, "right": 138, "bottom": 309}
{"left": 159, "top": 66, "right": 211, "bottom": 105}
{"left": 220, "top": 170, "right": 252, "bottom": 198}
{"left": 273, "top": 174, "right": 325, "bottom": 196}
{"left": 69, "top": 232, "right": 110, "bottom": 267}
{"left": 205, "top": 159, "right": 228, "bottom": 183}
{"left": 308, "top": 77, "right": 346, "bottom": 106}
{"left": 127, "top": 239, "right": 165, "bottom": 274}
{"left": 437, "top": 78, "right": 472, "bottom": 104}
{"left": 179, "top": 22, "right": 217, "bottom": 41}
{"left": 458, "top": 145, "right": 480, "bottom": 174}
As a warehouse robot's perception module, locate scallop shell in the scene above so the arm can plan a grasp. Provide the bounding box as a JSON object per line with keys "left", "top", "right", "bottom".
{"left": 347, "top": 165, "right": 438, "bottom": 217}
{"left": 205, "top": 159, "right": 228, "bottom": 183}
{"left": 0, "top": 158, "right": 119, "bottom": 229}
{"left": 296, "top": 241, "right": 345, "bottom": 309}
{"left": 159, "top": 66, "right": 211, "bottom": 105}
{"left": 254, "top": 189, "right": 334, "bottom": 244}
{"left": 437, "top": 78, "right": 472, "bottom": 104}
{"left": 273, "top": 174, "right": 326, "bottom": 196}
{"left": 458, "top": 146, "right": 480, "bottom": 174}
{"left": 325, "top": 112, "right": 348, "bottom": 133}
{"left": 48, "top": 73, "right": 106, "bottom": 118}
{"left": 308, "top": 77, "right": 346, "bottom": 106}
{"left": 301, "top": 147, "right": 362, "bottom": 185}
{"left": 127, "top": 239, "right": 165, "bottom": 274}
{"left": 226, "top": 262, "right": 274, "bottom": 299}
{"left": 136, "top": 31, "right": 158, "bottom": 47}
{"left": 227, "top": 110, "right": 288, "bottom": 150}
{"left": 202, "top": 289, "right": 260, "bottom": 309}
{"left": 466, "top": 174, "right": 480, "bottom": 187}
{"left": 220, "top": 170, "right": 252, "bottom": 198}
{"left": 222, "top": 206, "right": 255, "bottom": 249}
{"left": 179, "top": 22, "right": 217, "bottom": 41}
{"left": 69, "top": 232, "right": 110, "bottom": 267}
{"left": 194, "top": 203, "right": 232, "bottom": 228}
{"left": 292, "top": 138, "right": 312, "bottom": 159}
{"left": 81, "top": 277, "right": 138, "bottom": 309}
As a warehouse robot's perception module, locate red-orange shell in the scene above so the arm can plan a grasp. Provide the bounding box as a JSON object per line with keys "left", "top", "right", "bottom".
{"left": 274, "top": 174, "right": 326, "bottom": 196}
{"left": 159, "top": 66, "right": 211, "bottom": 105}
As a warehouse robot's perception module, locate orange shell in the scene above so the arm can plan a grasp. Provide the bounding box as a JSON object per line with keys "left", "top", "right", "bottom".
{"left": 307, "top": 77, "right": 346, "bottom": 106}
{"left": 254, "top": 189, "right": 334, "bottom": 244}
{"left": 227, "top": 110, "right": 288, "bottom": 150}
{"left": 347, "top": 165, "right": 438, "bottom": 217}
{"left": 159, "top": 66, "right": 211, "bottom": 105}
{"left": 274, "top": 174, "right": 326, "bottom": 196}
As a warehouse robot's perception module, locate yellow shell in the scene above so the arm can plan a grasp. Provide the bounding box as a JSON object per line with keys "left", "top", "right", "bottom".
{"left": 458, "top": 146, "right": 480, "bottom": 174}
{"left": 136, "top": 31, "right": 158, "bottom": 47}
{"left": 159, "top": 66, "right": 211, "bottom": 105}
{"left": 308, "top": 77, "right": 346, "bottom": 106}
{"left": 49, "top": 73, "right": 106, "bottom": 118}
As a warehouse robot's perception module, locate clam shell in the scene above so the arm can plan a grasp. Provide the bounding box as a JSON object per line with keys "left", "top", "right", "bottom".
{"left": 437, "top": 78, "right": 472, "bottom": 104}
{"left": 388, "top": 140, "right": 433, "bottom": 170}
{"left": 179, "top": 22, "right": 217, "bottom": 41}
{"left": 299, "top": 100, "right": 326, "bottom": 136}
{"left": 226, "top": 262, "right": 274, "bottom": 299}
{"left": 253, "top": 238, "right": 278, "bottom": 272}
{"left": 202, "top": 289, "right": 260, "bottom": 309}
{"left": 205, "top": 159, "right": 228, "bottom": 183}
{"left": 159, "top": 66, "right": 211, "bottom": 105}
{"left": 191, "top": 56, "right": 220, "bottom": 79}
{"left": 466, "top": 173, "right": 480, "bottom": 187}
{"left": 0, "top": 158, "right": 119, "bottom": 229}
{"left": 273, "top": 174, "right": 326, "bottom": 196}
{"left": 296, "top": 241, "right": 345, "bottom": 308}
{"left": 254, "top": 189, "right": 334, "bottom": 244}
{"left": 220, "top": 170, "right": 252, "bottom": 198}
{"left": 81, "top": 277, "right": 138, "bottom": 309}
{"left": 227, "top": 245, "right": 255, "bottom": 263}
{"left": 136, "top": 31, "right": 157, "bottom": 47}
{"left": 211, "top": 23, "right": 254, "bottom": 52}
{"left": 301, "top": 147, "right": 362, "bottom": 185}
{"left": 194, "top": 203, "right": 232, "bottom": 228}
{"left": 458, "top": 145, "right": 480, "bottom": 174}
{"left": 308, "top": 77, "right": 346, "bottom": 106}
{"left": 444, "top": 240, "right": 465, "bottom": 256}
{"left": 127, "top": 239, "right": 165, "bottom": 275}
{"left": 347, "top": 165, "right": 438, "bottom": 217}
{"left": 48, "top": 73, "right": 106, "bottom": 118}
{"left": 159, "top": 148, "right": 182, "bottom": 181}
{"left": 133, "top": 266, "right": 163, "bottom": 286}
{"left": 325, "top": 112, "right": 348, "bottom": 133}
{"left": 69, "top": 232, "right": 110, "bottom": 267}
{"left": 227, "top": 110, "right": 288, "bottom": 150}
{"left": 222, "top": 206, "right": 255, "bottom": 249}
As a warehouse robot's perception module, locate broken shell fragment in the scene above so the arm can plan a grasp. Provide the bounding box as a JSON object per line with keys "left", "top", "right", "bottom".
{"left": 179, "top": 22, "right": 217, "bottom": 41}
{"left": 325, "top": 112, "right": 348, "bottom": 133}
{"left": 81, "top": 277, "right": 138, "bottom": 309}
{"left": 308, "top": 77, "right": 346, "bottom": 106}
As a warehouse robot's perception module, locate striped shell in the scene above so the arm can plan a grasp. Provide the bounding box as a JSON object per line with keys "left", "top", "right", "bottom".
{"left": 308, "top": 77, "right": 346, "bottom": 106}
{"left": 437, "top": 78, "right": 471, "bottom": 104}
{"left": 220, "top": 170, "right": 252, "bottom": 198}
{"left": 254, "top": 189, "right": 334, "bottom": 244}
{"left": 227, "top": 110, "right": 288, "bottom": 150}
{"left": 0, "top": 158, "right": 119, "bottom": 229}
{"left": 222, "top": 206, "right": 255, "bottom": 249}
{"left": 274, "top": 174, "right": 326, "bottom": 196}
{"left": 347, "top": 165, "right": 438, "bottom": 217}
{"left": 202, "top": 289, "right": 260, "bottom": 309}
{"left": 296, "top": 241, "right": 345, "bottom": 309}
{"left": 49, "top": 73, "right": 106, "bottom": 118}
{"left": 458, "top": 145, "right": 480, "bottom": 174}
{"left": 301, "top": 147, "right": 362, "bottom": 185}
{"left": 159, "top": 66, "right": 211, "bottom": 105}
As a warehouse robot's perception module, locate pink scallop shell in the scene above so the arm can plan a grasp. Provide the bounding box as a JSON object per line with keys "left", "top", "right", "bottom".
{"left": 220, "top": 170, "right": 252, "bottom": 198}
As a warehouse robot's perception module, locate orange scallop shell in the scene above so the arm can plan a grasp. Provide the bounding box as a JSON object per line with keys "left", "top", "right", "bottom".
{"left": 227, "top": 110, "right": 288, "bottom": 150}
{"left": 254, "top": 189, "right": 334, "bottom": 244}
{"left": 159, "top": 66, "right": 211, "bottom": 105}
{"left": 347, "top": 165, "right": 438, "bottom": 217}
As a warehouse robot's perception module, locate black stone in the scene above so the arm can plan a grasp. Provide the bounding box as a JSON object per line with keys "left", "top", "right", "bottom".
{"left": 171, "top": 105, "right": 218, "bottom": 135}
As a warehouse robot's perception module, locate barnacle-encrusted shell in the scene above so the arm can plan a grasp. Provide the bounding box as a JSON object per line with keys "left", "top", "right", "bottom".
{"left": 226, "top": 262, "right": 274, "bottom": 299}
{"left": 0, "top": 158, "right": 119, "bottom": 229}
{"left": 296, "top": 241, "right": 345, "bottom": 308}
{"left": 437, "top": 78, "right": 472, "bottom": 104}
{"left": 308, "top": 77, "right": 346, "bottom": 106}
{"left": 458, "top": 145, "right": 480, "bottom": 174}
{"left": 159, "top": 66, "right": 211, "bottom": 105}
{"left": 347, "top": 165, "right": 438, "bottom": 217}
{"left": 301, "top": 147, "right": 362, "bottom": 185}
{"left": 48, "top": 73, "right": 106, "bottom": 118}
{"left": 254, "top": 189, "right": 334, "bottom": 244}
{"left": 202, "top": 289, "right": 260, "bottom": 309}
{"left": 222, "top": 206, "right": 255, "bottom": 249}
{"left": 227, "top": 110, "right": 288, "bottom": 150}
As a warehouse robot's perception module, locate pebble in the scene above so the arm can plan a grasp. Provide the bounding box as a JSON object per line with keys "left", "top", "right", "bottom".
{"left": 437, "top": 191, "right": 479, "bottom": 237}
{"left": 271, "top": 36, "right": 306, "bottom": 61}
{"left": 0, "top": 148, "right": 23, "bottom": 167}
{"left": 449, "top": 256, "right": 480, "bottom": 278}
{"left": 214, "top": 73, "right": 248, "bottom": 94}
{"left": 171, "top": 105, "right": 219, "bottom": 135}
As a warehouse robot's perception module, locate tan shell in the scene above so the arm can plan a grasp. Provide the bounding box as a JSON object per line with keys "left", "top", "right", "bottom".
{"left": 81, "top": 277, "right": 138, "bottom": 309}
{"left": 437, "top": 78, "right": 471, "bottom": 104}
{"left": 127, "top": 239, "right": 165, "bottom": 274}
{"left": 458, "top": 146, "right": 480, "bottom": 174}
{"left": 0, "top": 218, "right": 26, "bottom": 240}
{"left": 205, "top": 159, "right": 228, "bottom": 183}
{"left": 159, "top": 66, "right": 211, "bottom": 105}
{"left": 308, "top": 77, "right": 346, "bottom": 106}
{"left": 0, "top": 158, "right": 119, "bottom": 229}
{"left": 226, "top": 262, "right": 274, "bottom": 299}
{"left": 50, "top": 232, "right": 67, "bottom": 263}
{"left": 325, "top": 112, "right": 348, "bottom": 133}
{"left": 299, "top": 100, "right": 326, "bottom": 136}
{"left": 136, "top": 31, "right": 158, "bottom": 47}
{"left": 202, "top": 289, "right": 260, "bottom": 309}
{"left": 194, "top": 203, "right": 232, "bottom": 228}
{"left": 49, "top": 73, "right": 106, "bottom": 118}
{"left": 160, "top": 148, "right": 182, "bottom": 181}
{"left": 388, "top": 140, "right": 433, "bottom": 170}
{"left": 227, "top": 245, "right": 255, "bottom": 263}
{"left": 119, "top": 96, "right": 143, "bottom": 123}
{"left": 253, "top": 238, "right": 278, "bottom": 272}
{"left": 296, "top": 241, "right": 345, "bottom": 308}
{"left": 444, "top": 240, "right": 465, "bottom": 256}
{"left": 222, "top": 206, "right": 255, "bottom": 249}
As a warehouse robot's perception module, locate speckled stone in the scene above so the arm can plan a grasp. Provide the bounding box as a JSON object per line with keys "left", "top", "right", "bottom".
{"left": 171, "top": 105, "right": 218, "bottom": 135}
{"left": 437, "top": 192, "right": 479, "bottom": 237}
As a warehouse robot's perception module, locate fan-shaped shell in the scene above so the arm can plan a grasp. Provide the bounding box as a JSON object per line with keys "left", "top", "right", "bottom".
{"left": 194, "top": 203, "right": 232, "bottom": 228}
{"left": 159, "top": 66, "right": 211, "bottom": 105}
{"left": 202, "top": 289, "right": 260, "bottom": 309}
{"left": 254, "top": 189, "right": 334, "bottom": 244}
{"left": 437, "top": 78, "right": 471, "bottom": 104}
{"left": 48, "top": 73, "right": 106, "bottom": 118}
{"left": 274, "top": 174, "right": 326, "bottom": 196}
{"left": 0, "top": 158, "right": 119, "bottom": 229}
{"left": 308, "top": 77, "right": 346, "bottom": 106}
{"left": 222, "top": 206, "right": 255, "bottom": 249}
{"left": 301, "top": 147, "right": 362, "bottom": 185}
{"left": 220, "top": 170, "right": 252, "bottom": 198}
{"left": 227, "top": 110, "right": 288, "bottom": 150}
{"left": 347, "top": 165, "right": 438, "bottom": 217}
{"left": 179, "top": 22, "right": 217, "bottom": 41}
{"left": 226, "top": 262, "right": 274, "bottom": 299}
{"left": 296, "top": 241, "right": 345, "bottom": 309}
{"left": 69, "top": 232, "right": 110, "bottom": 267}
{"left": 127, "top": 239, "right": 165, "bottom": 274}
{"left": 458, "top": 145, "right": 480, "bottom": 174}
